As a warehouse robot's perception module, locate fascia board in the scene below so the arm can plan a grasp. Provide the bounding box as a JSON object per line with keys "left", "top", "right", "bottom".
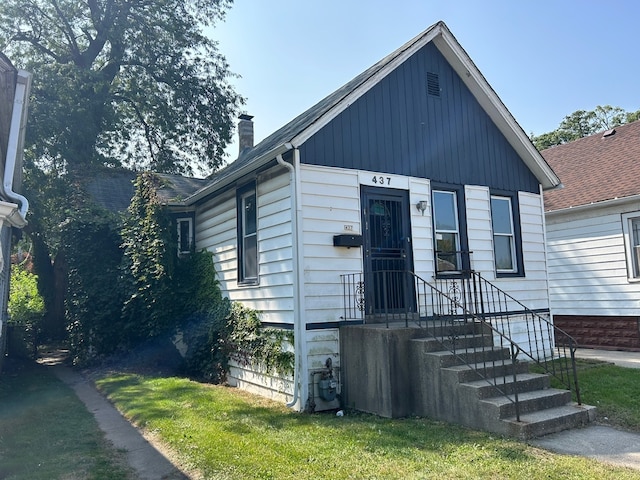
{"left": 546, "top": 193, "right": 640, "bottom": 217}
{"left": 290, "top": 25, "right": 443, "bottom": 148}
{"left": 432, "top": 31, "right": 561, "bottom": 190}
{"left": 183, "top": 143, "right": 293, "bottom": 206}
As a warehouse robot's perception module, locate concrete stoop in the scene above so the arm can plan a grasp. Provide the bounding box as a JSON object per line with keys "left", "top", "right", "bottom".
{"left": 340, "top": 322, "right": 596, "bottom": 440}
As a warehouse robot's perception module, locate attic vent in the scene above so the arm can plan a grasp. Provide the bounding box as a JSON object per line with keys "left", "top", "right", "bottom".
{"left": 602, "top": 128, "right": 616, "bottom": 138}
{"left": 427, "top": 72, "right": 440, "bottom": 97}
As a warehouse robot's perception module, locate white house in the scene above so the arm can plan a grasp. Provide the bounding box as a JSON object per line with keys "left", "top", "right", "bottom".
{"left": 175, "top": 21, "right": 564, "bottom": 416}
{"left": 543, "top": 120, "right": 640, "bottom": 351}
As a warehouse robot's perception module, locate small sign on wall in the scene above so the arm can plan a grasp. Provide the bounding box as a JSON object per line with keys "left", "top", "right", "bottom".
{"left": 358, "top": 171, "right": 409, "bottom": 189}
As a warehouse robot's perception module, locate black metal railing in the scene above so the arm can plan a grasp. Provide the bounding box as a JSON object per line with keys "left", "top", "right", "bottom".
{"left": 340, "top": 270, "right": 582, "bottom": 420}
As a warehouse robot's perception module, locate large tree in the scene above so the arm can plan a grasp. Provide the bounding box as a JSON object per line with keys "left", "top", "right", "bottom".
{"left": 532, "top": 105, "right": 640, "bottom": 151}
{"left": 0, "top": 0, "right": 243, "bottom": 340}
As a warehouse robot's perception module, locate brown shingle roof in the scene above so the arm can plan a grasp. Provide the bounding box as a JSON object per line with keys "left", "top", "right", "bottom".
{"left": 542, "top": 120, "right": 640, "bottom": 212}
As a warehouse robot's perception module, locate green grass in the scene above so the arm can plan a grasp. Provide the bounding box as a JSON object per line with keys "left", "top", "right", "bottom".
{"left": 95, "top": 373, "right": 640, "bottom": 480}
{"left": 0, "top": 359, "right": 136, "bottom": 480}
{"left": 576, "top": 360, "right": 640, "bottom": 430}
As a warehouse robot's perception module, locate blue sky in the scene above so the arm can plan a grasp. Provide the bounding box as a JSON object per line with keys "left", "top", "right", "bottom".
{"left": 213, "top": 0, "right": 640, "bottom": 161}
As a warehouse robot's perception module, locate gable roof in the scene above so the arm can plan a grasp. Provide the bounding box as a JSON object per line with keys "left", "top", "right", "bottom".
{"left": 542, "top": 120, "right": 640, "bottom": 213}
{"left": 186, "top": 21, "right": 559, "bottom": 205}
{"left": 87, "top": 169, "right": 208, "bottom": 213}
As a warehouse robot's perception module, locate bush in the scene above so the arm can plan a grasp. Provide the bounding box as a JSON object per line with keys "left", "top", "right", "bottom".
{"left": 9, "top": 266, "right": 45, "bottom": 327}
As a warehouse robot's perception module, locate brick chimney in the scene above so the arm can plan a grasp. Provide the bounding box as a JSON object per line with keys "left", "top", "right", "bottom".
{"left": 238, "top": 114, "right": 254, "bottom": 154}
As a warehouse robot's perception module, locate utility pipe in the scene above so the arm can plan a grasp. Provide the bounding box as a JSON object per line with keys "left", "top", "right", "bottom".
{"left": 277, "top": 150, "right": 307, "bottom": 409}
{"left": 2, "top": 70, "right": 31, "bottom": 224}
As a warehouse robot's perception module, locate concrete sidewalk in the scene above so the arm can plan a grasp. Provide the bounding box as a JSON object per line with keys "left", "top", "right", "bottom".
{"left": 50, "top": 365, "right": 189, "bottom": 480}
{"left": 529, "top": 347, "right": 640, "bottom": 470}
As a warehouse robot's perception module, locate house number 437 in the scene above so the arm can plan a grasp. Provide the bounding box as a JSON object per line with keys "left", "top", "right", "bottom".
{"left": 371, "top": 176, "right": 391, "bottom": 185}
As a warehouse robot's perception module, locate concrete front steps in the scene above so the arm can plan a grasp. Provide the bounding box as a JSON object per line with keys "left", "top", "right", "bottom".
{"left": 340, "top": 322, "right": 596, "bottom": 440}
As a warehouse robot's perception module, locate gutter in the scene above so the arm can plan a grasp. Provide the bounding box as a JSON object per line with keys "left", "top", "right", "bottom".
{"left": 1, "top": 70, "right": 31, "bottom": 227}
{"left": 277, "top": 150, "right": 307, "bottom": 410}
{"left": 184, "top": 143, "right": 293, "bottom": 206}
{"left": 545, "top": 192, "right": 640, "bottom": 217}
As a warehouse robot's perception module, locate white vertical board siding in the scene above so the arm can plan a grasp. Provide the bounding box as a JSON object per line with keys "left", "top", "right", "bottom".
{"left": 546, "top": 203, "right": 640, "bottom": 316}
{"left": 196, "top": 167, "right": 295, "bottom": 325}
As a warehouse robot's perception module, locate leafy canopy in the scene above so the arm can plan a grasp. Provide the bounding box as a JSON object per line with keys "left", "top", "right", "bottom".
{"left": 0, "top": 0, "right": 242, "bottom": 176}
{"left": 532, "top": 105, "right": 640, "bottom": 151}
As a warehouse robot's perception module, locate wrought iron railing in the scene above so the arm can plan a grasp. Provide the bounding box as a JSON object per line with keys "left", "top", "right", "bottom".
{"left": 340, "top": 270, "right": 582, "bottom": 420}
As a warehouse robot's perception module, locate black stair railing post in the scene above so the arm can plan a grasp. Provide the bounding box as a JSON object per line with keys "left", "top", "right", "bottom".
{"left": 570, "top": 341, "right": 582, "bottom": 405}
{"left": 511, "top": 343, "right": 521, "bottom": 422}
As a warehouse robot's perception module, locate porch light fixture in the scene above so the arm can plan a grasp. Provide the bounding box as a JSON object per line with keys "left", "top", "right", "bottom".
{"left": 416, "top": 200, "right": 428, "bottom": 215}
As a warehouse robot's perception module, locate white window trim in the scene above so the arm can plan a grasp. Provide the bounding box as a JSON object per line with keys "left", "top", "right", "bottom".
{"left": 176, "top": 217, "right": 193, "bottom": 255}
{"left": 621, "top": 212, "right": 640, "bottom": 282}
{"left": 490, "top": 195, "right": 517, "bottom": 274}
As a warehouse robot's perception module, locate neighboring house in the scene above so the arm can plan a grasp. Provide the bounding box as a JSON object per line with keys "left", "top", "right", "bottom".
{"left": 0, "top": 53, "right": 32, "bottom": 370}
{"left": 543, "top": 120, "right": 640, "bottom": 351}
{"left": 171, "top": 19, "right": 571, "bottom": 427}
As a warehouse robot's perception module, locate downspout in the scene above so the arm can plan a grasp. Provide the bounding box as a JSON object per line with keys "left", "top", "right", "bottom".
{"left": 277, "top": 149, "right": 306, "bottom": 409}
{"left": 2, "top": 70, "right": 31, "bottom": 223}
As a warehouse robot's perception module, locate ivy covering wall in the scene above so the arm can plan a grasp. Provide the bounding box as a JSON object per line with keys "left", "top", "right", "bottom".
{"left": 52, "top": 171, "right": 294, "bottom": 380}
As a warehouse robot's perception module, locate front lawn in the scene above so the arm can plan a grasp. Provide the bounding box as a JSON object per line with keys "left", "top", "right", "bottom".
{"left": 96, "top": 372, "right": 639, "bottom": 480}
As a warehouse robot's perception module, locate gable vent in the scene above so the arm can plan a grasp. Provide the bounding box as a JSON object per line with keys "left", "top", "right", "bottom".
{"left": 427, "top": 72, "right": 440, "bottom": 97}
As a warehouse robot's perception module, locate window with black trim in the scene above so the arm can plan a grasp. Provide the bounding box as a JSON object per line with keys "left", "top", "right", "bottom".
{"left": 237, "top": 182, "right": 258, "bottom": 284}
{"left": 177, "top": 217, "right": 193, "bottom": 255}
{"left": 489, "top": 192, "right": 524, "bottom": 276}
{"left": 432, "top": 189, "right": 462, "bottom": 273}
{"left": 490, "top": 196, "right": 516, "bottom": 272}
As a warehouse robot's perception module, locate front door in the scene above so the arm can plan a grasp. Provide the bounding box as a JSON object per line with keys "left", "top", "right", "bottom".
{"left": 361, "top": 187, "right": 414, "bottom": 315}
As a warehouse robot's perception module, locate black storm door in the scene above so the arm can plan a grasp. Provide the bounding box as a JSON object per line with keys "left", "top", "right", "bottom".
{"left": 361, "top": 187, "right": 414, "bottom": 315}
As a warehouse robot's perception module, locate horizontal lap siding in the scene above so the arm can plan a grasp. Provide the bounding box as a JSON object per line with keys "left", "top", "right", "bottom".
{"left": 464, "top": 187, "right": 550, "bottom": 311}
{"left": 300, "top": 165, "right": 362, "bottom": 325}
{"left": 547, "top": 207, "right": 640, "bottom": 316}
{"left": 195, "top": 167, "right": 295, "bottom": 325}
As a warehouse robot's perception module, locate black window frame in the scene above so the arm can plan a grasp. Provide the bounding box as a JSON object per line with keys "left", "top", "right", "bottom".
{"left": 237, "top": 181, "right": 258, "bottom": 285}
{"left": 431, "top": 183, "right": 470, "bottom": 278}
{"left": 490, "top": 189, "right": 524, "bottom": 278}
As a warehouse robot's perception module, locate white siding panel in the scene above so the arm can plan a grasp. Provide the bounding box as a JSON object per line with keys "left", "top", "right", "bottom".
{"left": 465, "top": 186, "right": 494, "bottom": 276}
{"left": 547, "top": 207, "right": 640, "bottom": 316}
{"left": 195, "top": 167, "right": 295, "bottom": 323}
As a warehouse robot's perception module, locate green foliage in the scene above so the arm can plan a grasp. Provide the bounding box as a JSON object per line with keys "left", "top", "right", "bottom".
{"left": 120, "top": 172, "right": 177, "bottom": 342}
{"left": 8, "top": 265, "right": 44, "bottom": 326}
{"left": 532, "top": 105, "right": 640, "bottom": 150}
{"left": 0, "top": 0, "right": 242, "bottom": 175}
{"left": 63, "top": 210, "right": 125, "bottom": 364}
{"left": 226, "top": 303, "right": 295, "bottom": 377}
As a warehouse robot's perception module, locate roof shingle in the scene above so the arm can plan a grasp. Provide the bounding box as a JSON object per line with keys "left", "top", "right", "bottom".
{"left": 542, "top": 120, "right": 640, "bottom": 212}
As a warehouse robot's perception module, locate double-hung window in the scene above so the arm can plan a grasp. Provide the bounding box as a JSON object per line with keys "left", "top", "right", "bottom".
{"left": 432, "top": 190, "right": 461, "bottom": 273}
{"left": 490, "top": 196, "right": 516, "bottom": 273}
{"left": 237, "top": 182, "right": 258, "bottom": 284}
{"left": 622, "top": 213, "right": 640, "bottom": 280}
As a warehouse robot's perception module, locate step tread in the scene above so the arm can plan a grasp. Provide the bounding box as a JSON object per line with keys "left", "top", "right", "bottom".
{"left": 462, "top": 372, "right": 548, "bottom": 389}
{"left": 479, "top": 387, "right": 569, "bottom": 407}
{"left": 502, "top": 403, "right": 594, "bottom": 425}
